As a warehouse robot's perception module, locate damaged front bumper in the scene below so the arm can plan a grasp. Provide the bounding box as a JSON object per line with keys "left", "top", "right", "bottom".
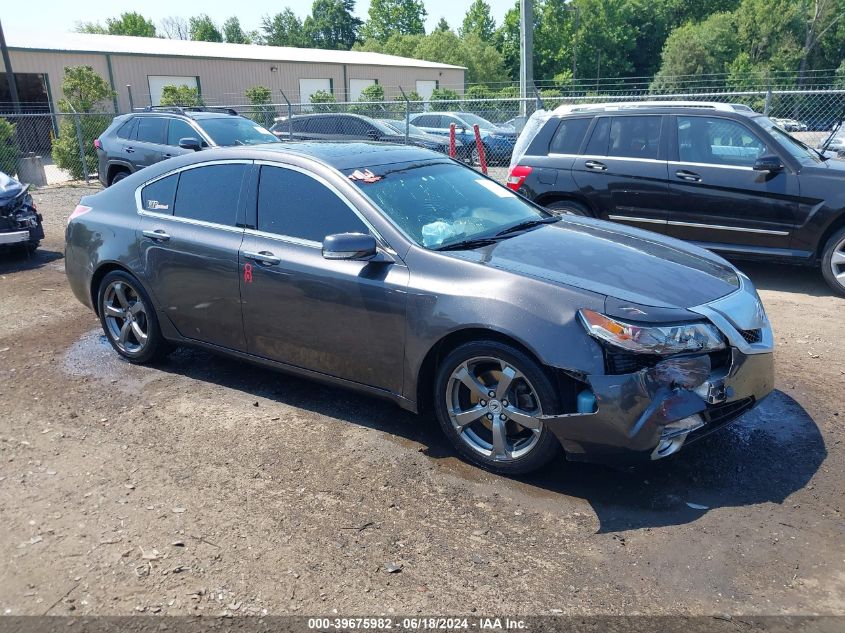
{"left": 543, "top": 349, "right": 774, "bottom": 463}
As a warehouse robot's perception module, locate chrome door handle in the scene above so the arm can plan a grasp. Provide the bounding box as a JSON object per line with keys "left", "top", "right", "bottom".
{"left": 243, "top": 250, "right": 281, "bottom": 266}
{"left": 585, "top": 160, "right": 607, "bottom": 171}
{"left": 142, "top": 229, "right": 170, "bottom": 242}
{"left": 675, "top": 170, "right": 702, "bottom": 182}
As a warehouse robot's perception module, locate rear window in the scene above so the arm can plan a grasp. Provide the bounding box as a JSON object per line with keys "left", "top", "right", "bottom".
{"left": 116, "top": 118, "right": 136, "bottom": 140}
{"left": 608, "top": 116, "right": 661, "bottom": 159}
{"left": 585, "top": 118, "right": 610, "bottom": 155}
{"left": 548, "top": 118, "right": 591, "bottom": 154}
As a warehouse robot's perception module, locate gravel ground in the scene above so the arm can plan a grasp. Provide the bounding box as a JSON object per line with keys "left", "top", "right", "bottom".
{"left": 0, "top": 183, "right": 843, "bottom": 617}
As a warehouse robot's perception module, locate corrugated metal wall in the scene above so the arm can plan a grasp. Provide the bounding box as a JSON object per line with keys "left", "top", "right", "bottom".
{"left": 3, "top": 49, "right": 465, "bottom": 112}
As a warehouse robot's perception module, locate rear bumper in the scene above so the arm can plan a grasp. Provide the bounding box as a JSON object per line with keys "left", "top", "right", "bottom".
{"left": 544, "top": 349, "right": 774, "bottom": 464}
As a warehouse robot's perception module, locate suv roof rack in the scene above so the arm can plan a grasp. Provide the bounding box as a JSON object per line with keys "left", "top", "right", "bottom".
{"left": 137, "top": 106, "right": 239, "bottom": 116}
{"left": 552, "top": 101, "right": 737, "bottom": 115}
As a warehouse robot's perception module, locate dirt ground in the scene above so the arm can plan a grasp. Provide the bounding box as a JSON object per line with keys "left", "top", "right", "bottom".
{"left": 0, "top": 183, "right": 843, "bottom": 618}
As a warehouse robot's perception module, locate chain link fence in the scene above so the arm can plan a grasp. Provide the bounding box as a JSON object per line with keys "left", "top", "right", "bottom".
{"left": 2, "top": 86, "right": 844, "bottom": 187}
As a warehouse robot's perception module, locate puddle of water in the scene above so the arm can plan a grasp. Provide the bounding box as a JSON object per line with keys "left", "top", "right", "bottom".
{"left": 63, "top": 328, "right": 162, "bottom": 393}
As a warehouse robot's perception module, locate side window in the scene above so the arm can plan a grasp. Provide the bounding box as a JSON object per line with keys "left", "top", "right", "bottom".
{"left": 136, "top": 117, "right": 167, "bottom": 144}
{"left": 141, "top": 174, "right": 178, "bottom": 214}
{"left": 116, "top": 118, "right": 137, "bottom": 140}
{"left": 344, "top": 118, "right": 372, "bottom": 137}
{"left": 677, "top": 116, "right": 768, "bottom": 167}
{"left": 173, "top": 164, "right": 247, "bottom": 226}
{"left": 584, "top": 117, "right": 610, "bottom": 155}
{"left": 414, "top": 115, "right": 435, "bottom": 127}
{"left": 548, "top": 118, "right": 591, "bottom": 155}
{"left": 608, "top": 116, "right": 661, "bottom": 159}
{"left": 257, "top": 166, "right": 369, "bottom": 242}
{"left": 167, "top": 119, "right": 199, "bottom": 146}
{"left": 290, "top": 117, "right": 308, "bottom": 132}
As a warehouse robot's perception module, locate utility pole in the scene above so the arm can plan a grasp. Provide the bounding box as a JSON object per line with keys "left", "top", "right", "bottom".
{"left": 0, "top": 20, "right": 22, "bottom": 113}
{"left": 519, "top": 0, "right": 533, "bottom": 117}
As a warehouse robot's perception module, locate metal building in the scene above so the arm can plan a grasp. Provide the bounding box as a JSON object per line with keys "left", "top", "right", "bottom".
{"left": 1, "top": 31, "right": 465, "bottom": 112}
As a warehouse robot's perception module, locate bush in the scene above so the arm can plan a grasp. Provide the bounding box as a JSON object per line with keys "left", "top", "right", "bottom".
{"left": 350, "top": 84, "right": 387, "bottom": 117}
{"left": 0, "top": 118, "right": 20, "bottom": 177}
{"left": 309, "top": 90, "right": 338, "bottom": 113}
{"left": 52, "top": 114, "right": 111, "bottom": 180}
{"left": 430, "top": 88, "right": 461, "bottom": 111}
{"left": 159, "top": 85, "right": 203, "bottom": 107}
{"left": 244, "top": 85, "right": 276, "bottom": 128}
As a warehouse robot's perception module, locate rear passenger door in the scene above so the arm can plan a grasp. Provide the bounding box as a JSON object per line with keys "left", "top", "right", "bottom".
{"left": 136, "top": 161, "right": 250, "bottom": 351}
{"left": 128, "top": 117, "right": 169, "bottom": 169}
{"left": 571, "top": 115, "right": 670, "bottom": 232}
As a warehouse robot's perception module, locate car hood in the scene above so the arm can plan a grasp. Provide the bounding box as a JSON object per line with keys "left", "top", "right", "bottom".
{"left": 446, "top": 217, "right": 740, "bottom": 309}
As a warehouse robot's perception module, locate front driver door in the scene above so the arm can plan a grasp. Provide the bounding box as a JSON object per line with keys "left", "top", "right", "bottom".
{"left": 137, "top": 161, "right": 249, "bottom": 351}
{"left": 239, "top": 162, "right": 408, "bottom": 394}
{"left": 666, "top": 115, "right": 798, "bottom": 250}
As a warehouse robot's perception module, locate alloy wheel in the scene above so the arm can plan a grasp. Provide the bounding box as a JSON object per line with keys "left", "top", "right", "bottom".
{"left": 102, "top": 280, "right": 149, "bottom": 355}
{"left": 830, "top": 236, "right": 845, "bottom": 287}
{"left": 446, "top": 356, "right": 543, "bottom": 462}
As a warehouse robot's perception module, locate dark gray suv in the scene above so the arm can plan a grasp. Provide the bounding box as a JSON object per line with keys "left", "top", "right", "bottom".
{"left": 66, "top": 142, "right": 774, "bottom": 475}
{"left": 95, "top": 107, "right": 278, "bottom": 186}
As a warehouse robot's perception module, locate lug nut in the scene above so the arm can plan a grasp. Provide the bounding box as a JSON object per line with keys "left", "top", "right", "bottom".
{"left": 486, "top": 413, "right": 493, "bottom": 420}
{"left": 480, "top": 400, "right": 487, "bottom": 406}
{"left": 502, "top": 400, "right": 508, "bottom": 407}
{"left": 488, "top": 391, "right": 496, "bottom": 398}
{"left": 499, "top": 414, "right": 507, "bottom": 421}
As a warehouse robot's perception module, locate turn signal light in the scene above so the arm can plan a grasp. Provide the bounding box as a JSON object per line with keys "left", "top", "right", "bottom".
{"left": 68, "top": 204, "right": 92, "bottom": 224}
{"left": 506, "top": 165, "right": 532, "bottom": 191}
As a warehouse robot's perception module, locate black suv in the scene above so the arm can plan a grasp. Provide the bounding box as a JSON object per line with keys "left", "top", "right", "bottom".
{"left": 95, "top": 107, "right": 278, "bottom": 186}
{"left": 508, "top": 102, "right": 845, "bottom": 295}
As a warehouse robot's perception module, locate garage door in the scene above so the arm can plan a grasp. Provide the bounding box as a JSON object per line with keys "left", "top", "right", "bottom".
{"left": 148, "top": 76, "right": 198, "bottom": 106}
{"left": 299, "top": 79, "right": 332, "bottom": 104}
{"left": 415, "top": 80, "right": 437, "bottom": 103}
{"left": 349, "top": 79, "right": 375, "bottom": 101}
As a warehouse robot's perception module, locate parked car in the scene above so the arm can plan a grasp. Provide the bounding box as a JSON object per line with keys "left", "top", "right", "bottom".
{"left": 409, "top": 111, "right": 517, "bottom": 165}
{"left": 0, "top": 171, "right": 43, "bottom": 254}
{"left": 95, "top": 107, "right": 279, "bottom": 187}
{"left": 66, "top": 142, "right": 774, "bottom": 474}
{"left": 270, "top": 113, "right": 456, "bottom": 156}
{"left": 508, "top": 101, "right": 845, "bottom": 296}
{"left": 376, "top": 118, "right": 465, "bottom": 157}
{"left": 772, "top": 117, "right": 808, "bottom": 132}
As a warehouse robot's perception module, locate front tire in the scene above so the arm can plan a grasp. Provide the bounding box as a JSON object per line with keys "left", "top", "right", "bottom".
{"left": 434, "top": 340, "right": 562, "bottom": 475}
{"left": 97, "top": 270, "right": 171, "bottom": 363}
{"left": 545, "top": 200, "right": 590, "bottom": 217}
{"left": 821, "top": 226, "right": 845, "bottom": 297}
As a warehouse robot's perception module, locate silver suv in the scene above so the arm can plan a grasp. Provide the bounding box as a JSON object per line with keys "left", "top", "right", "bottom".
{"left": 95, "top": 107, "right": 278, "bottom": 186}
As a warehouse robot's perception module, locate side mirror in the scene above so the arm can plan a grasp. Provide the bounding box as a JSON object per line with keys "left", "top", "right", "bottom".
{"left": 178, "top": 137, "right": 202, "bottom": 151}
{"left": 753, "top": 155, "right": 784, "bottom": 172}
{"left": 322, "top": 233, "right": 377, "bottom": 261}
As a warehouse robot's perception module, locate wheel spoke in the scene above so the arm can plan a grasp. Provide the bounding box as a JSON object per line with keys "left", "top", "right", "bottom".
{"left": 495, "top": 365, "right": 518, "bottom": 400}
{"left": 491, "top": 417, "right": 510, "bottom": 459}
{"left": 832, "top": 250, "right": 845, "bottom": 267}
{"left": 131, "top": 321, "right": 147, "bottom": 344}
{"left": 454, "top": 364, "right": 489, "bottom": 401}
{"left": 104, "top": 304, "right": 124, "bottom": 318}
{"left": 129, "top": 301, "right": 145, "bottom": 316}
{"left": 506, "top": 407, "right": 541, "bottom": 430}
{"left": 113, "top": 283, "right": 130, "bottom": 309}
{"left": 452, "top": 404, "right": 485, "bottom": 429}
{"left": 118, "top": 320, "right": 131, "bottom": 346}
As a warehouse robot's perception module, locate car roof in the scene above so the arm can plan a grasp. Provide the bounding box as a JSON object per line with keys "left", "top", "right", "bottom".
{"left": 551, "top": 101, "right": 757, "bottom": 118}
{"left": 130, "top": 109, "right": 239, "bottom": 120}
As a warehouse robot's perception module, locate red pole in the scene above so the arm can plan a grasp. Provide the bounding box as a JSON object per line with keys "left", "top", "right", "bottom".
{"left": 449, "top": 123, "right": 456, "bottom": 159}
{"left": 472, "top": 124, "right": 488, "bottom": 175}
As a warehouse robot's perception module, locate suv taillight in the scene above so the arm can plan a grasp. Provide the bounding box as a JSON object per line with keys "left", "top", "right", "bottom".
{"left": 506, "top": 165, "right": 532, "bottom": 191}
{"left": 93, "top": 139, "right": 102, "bottom": 150}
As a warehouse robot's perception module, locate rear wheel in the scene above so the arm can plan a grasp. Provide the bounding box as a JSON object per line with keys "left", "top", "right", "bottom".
{"left": 821, "top": 226, "right": 845, "bottom": 297}
{"left": 545, "top": 200, "right": 591, "bottom": 217}
{"left": 97, "top": 271, "right": 171, "bottom": 363}
{"left": 434, "top": 340, "right": 562, "bottom": 475}
{"left": 109, "top": 169, "right": 129, "bottom": 186}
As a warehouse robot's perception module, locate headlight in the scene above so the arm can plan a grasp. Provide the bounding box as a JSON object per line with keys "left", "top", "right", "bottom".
{"left": 578, "top": 309, "right": 726, "bottom": 355}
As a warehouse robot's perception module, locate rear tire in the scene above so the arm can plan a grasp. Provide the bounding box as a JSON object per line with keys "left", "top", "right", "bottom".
{"left": 109, "top": 170, "right": 129, "bottom": 186}
{"left": 97, "top": 270, "right": 172, "bottom": 364}
{"left": 434, "top": 340, "right": 562, "bottom": 475}
{"left": 545, "top": 200, "right": 591, "bottom": 217}
{"left": 821, "top": 226, "right": 845, "bottom": 297}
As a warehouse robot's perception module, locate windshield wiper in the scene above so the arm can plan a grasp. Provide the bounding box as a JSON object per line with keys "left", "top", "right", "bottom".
{"left": 435, "top": 237, "right": 500, "bottom": 251}
{"left": 495, "top": 216, "right": 559, "bottom": 237}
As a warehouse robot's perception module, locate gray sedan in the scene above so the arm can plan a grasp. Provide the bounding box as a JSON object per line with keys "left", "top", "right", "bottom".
{"left": 65, "top": 142, "right": 774, "bottom": 474}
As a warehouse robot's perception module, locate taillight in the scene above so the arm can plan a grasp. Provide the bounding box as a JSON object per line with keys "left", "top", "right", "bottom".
{"left": 93, "top": 139, "right": 102, "bottom": 150}
{"left": 506, "top": 165, "right": 532, "bottom": 191}
{"left": 68, "top": 204, "right": 92, "bottom": 224}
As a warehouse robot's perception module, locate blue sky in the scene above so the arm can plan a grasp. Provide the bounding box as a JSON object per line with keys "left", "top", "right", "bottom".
{"left": 3, "top": 0, "right": 516, "bottom": 37}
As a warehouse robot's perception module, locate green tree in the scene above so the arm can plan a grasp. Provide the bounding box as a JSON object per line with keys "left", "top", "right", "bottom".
{"left": 245, "top": 85, "right": 276, "bottom": 126}
{"left": 461, "top": 0, "right": 496, "bottom": 40}
{"left": 189, "top": 14, "right": 223, "bottom": 42}
{"left": 0, "top": 119, "right": 19, "bottom": 177}
{"left": 434, "top": 18, "right": 451, "bottom": 33}
{"left": 462, "top": 34, "right": 508, "bottom": 87}
{"left": 429, "top": 87, "right": 460, "bottom": 111}
{"left": 77, "top": 12, "right": 157, "bottom": 37}
{"left": 309, "top": 89, "right": 339, "bottom": 112}
{"left": 354, "top": 33, "right": 424, "bottom": 57}
{"left": 304, "top": 0, "right": 362, "bottom": 50}
{"left": 57, "top": 65, "right": 114, "bottom": 113}
{"left": 262, "top": 9, "right": 308, "bottom": 47}
{"left": 223, "top": 17, "right": 251, "bottom": 44}
{"left": 159, "top": 85, "right": 203, "bottom": 106}
{"left": 361, "top": 0, "right": 427, "bottom": 41}
{"left": 350, "top": 83, "right": 387, "bottom": 116}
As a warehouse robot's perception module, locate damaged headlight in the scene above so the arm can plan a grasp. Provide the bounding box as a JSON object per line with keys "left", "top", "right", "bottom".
{"left": 578, "top": 309, "right": 726, "bottom": 355}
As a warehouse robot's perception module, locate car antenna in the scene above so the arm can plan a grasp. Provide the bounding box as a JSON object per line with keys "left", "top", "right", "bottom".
{"left": 819, "top": 102, "right": 845, "bottom": 154}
